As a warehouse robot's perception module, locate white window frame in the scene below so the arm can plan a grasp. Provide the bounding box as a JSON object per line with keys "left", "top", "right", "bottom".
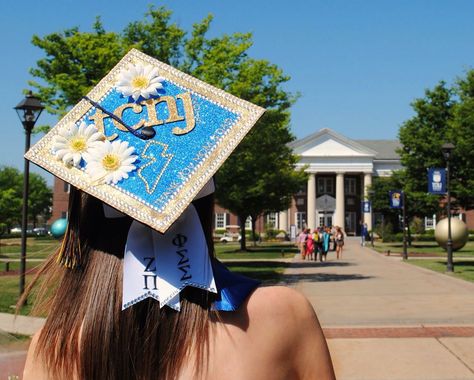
{"left": 245, "top": 217, "right": 252, "bottom": 230}
{"left": 215, "top": 212, "right": 227, "bottom": 229}
{"left": 266, "top": 212, "right": 278, "bottom": 229}
{"left": 344, "top": 178, "right": 357, "bottom": 195}
{"left": 317, "top": 177, "right": 334, "bottom": 194}
{"left": 296, "top": 212, "right": 306, "bottom": 230}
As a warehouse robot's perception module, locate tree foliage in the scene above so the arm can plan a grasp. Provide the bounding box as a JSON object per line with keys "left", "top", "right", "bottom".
{"left": 0, "top": 167, "right": 52, "bottom": 231}
{"left": 397, "top": 75, "right": 474, "bottom": 216}
{"left": 28, "top": 6, "right": 304, "bottom": 249}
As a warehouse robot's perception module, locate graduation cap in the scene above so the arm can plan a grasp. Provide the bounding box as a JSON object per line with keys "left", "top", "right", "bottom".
{"left": 25, "top": 48, "right": 265, "bottom": 233}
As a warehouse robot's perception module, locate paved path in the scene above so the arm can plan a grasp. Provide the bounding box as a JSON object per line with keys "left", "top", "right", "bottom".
{"left": 287, "top": 237, "right": 474, "bottom": 380}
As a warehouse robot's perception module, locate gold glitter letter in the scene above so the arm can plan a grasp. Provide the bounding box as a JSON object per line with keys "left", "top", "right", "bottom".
{"left": 172, "top": 93, "right": 196, "bottom": 136}
{"left": 88, "top": 109, "right": 118, "bottom": 141}
{"left": 113, "top": 103, "right": 145, "bottom": 132}
{"left": 143, "top": 99, "right": 164, "bottom": 127}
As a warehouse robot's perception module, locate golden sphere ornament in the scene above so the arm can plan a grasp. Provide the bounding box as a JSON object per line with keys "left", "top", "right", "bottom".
{"left": 434, "top": 217, "right": 469, "bottom": 251}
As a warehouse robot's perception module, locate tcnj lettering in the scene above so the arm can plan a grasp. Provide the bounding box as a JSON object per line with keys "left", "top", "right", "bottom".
{"left": 89, "top": 92, "right": 196, "bottom": 141}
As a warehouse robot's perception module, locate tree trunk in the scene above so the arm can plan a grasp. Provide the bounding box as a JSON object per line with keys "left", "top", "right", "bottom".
{"left": 251, "top": 216, "right": 257, "bottom": 247}
{"left": 239, "top": 215, "right": 247, "bottom": 251}
{"left": 407, "top": 220, "right": 412, "bottom": 247}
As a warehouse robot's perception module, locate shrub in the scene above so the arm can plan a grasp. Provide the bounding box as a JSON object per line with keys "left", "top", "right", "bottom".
{"left": 410, "top": 217, "right": 425, "bottom": 235}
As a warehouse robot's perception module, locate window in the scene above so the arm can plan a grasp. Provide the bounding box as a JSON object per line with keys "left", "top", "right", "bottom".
{"left": 344, "top": 178, "right": 357, "bottom": 195}
{"left": 215, "top": 212, "right": 227, "bottom": 229}
{"left": 296, "top": 198, "right": 305, "bottom": 206}
{"left": 245, "top": 217, "right": 252, "bottom": 230}
{"left": 61, "top": 211, "right": 68, "bottom": 219}
{"left": 319, "top": 216, "right": 325, "bottom": 227}
{"left": 317, "top": 177, "right": 334, "bottom": 195}
{"left": 266, "top": 212, "right": 278, "bottom": 229}
{"left": 296, "top": 212, "right": 306, "bottom": 230}
{"left": 63, "top": 182, "right": 70, "bottom": 193}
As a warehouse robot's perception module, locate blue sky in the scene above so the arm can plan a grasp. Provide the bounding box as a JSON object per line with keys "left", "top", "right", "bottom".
{"left": 2, "top": 0, "right": 474, "bottom": 183}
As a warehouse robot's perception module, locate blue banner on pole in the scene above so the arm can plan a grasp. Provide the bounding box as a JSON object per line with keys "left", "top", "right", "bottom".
{"left": 428, "top": 168, "right": 446, "bottom": 194}
{"left": 362, "top": 201, "right": 371, "bottom": 213}
{"left": 389, "top": 190, "right": 403, "bottom": 209}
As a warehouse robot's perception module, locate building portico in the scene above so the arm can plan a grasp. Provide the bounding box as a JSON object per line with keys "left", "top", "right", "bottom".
{"left": 288, "top": 128, "right": 402, "bottom": 235}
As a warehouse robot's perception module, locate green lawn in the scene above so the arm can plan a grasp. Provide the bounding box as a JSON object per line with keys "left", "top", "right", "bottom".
{"left": 0, "top": 275, "right": 34, "bottom": 315}
{"left": 215, "top": 241, "right": 297, "bottom": 260}
{"left": 215, "top": 242, "right": 295, "bottom": 283}
{"left": 407, "top": 259, "right": 474, "bottom": 283}
{"left": 224, "top": 261, "right": 290, "bottom": 283}
{"left": 372, "top": 240, "right": 474, "bottom": 257}
{"left": 0, "top": 237, "right": 59, "bottom": 259}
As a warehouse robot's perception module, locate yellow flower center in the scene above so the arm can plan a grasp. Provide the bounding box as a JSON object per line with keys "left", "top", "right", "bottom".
{"left": 131, "top": 76, "right": 149, "bottom": 90}
{"left": 69, "top": 137, "right": 86, "bottom": 152}
{"left": 102, "top": 154, "right": 121, "bottom": 171}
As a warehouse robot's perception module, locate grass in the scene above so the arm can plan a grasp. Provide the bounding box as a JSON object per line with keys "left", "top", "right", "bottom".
{"left": 0, "top": 331, "right": 30, "bottom": 345}
{"left": 0, "top": 275, "right": 34, "bottom": 315}
{"left": 215, "top": 241, "right": 297, "bottom": 260}
{"left": 407, "top": 259, "right": 474, "bottom": 283}
{"left": 372, "top": 240, "right": 474, "bottom": 257}
{"left": 0, "top": 237, "right": 59, "bottom": 259}
{"left": 224, "top": 261, "right": 290, "bottom": 283}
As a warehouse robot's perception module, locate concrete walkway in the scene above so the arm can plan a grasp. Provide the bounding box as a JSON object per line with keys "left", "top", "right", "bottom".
{"left": 287, "top": 237, "right": 474, "bottom": 380}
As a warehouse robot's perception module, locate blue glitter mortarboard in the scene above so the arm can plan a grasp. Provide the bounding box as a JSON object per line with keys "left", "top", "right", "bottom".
{"left": 25, "top": 49, "right": 265, "bottom": 233}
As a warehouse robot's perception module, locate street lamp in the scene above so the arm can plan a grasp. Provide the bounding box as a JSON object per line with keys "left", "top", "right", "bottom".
{"left": 441, "top": 142, "right": 455, "bottom": 273}
{"left": 368, "top": 190, "right": 375, "bottom": 248}
{"left": 14, "top": 91, "right": 44, "bottom": 296}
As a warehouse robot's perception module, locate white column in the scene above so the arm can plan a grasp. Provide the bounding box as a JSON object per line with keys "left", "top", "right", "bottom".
{"left": 364, "top": 172, "right": 373, "bottom": 231}
{"left": 279, "top": 210, "right": 288, "bottom": 232}
{"left": 334, "top": 173, "right": 345, "bottom": 228}
{"left": 307, "top": 173, "right": 316, "bottom": 230}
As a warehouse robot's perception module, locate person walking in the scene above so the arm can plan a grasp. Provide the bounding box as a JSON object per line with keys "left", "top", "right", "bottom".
{"left": 322, "top": 227, "right": 331, "bottom": 262}
{"left": 335, "top": 226, "right": 345, "bottom": 259}
{"left": 360, "top": 222, "right": 368, "bottom": 247}
{"left": 298, "top": 229, "right": 307, "bottom": 259}
{"left": 305, "top": 229, "right": 315, "bottom": 261}
{"left": 312, "top": 229, "right": 320, "bottom": 261}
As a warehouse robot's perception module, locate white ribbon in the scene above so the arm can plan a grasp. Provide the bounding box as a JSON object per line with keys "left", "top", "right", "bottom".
{"left": 122, "top": 204, "right": 216, "bottom": 311}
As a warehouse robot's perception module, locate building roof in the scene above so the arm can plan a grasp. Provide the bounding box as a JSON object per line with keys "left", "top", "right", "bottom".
{"left": 354, "top": 140, "right": 401, "bottom": 160}
{"left": 290, "top": 128, "right": 401, "bottom": 161}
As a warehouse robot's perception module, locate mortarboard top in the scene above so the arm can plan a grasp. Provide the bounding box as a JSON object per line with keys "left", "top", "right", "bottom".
{"left": 25, "top": 49, "right": 265, "bottom": 233}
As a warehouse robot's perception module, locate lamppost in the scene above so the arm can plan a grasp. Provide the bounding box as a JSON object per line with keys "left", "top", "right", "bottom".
{"left": 441, "top": 142, "right": 455, "bottom": 273}
{"left": 14, "top": 91, "right": 44, "bottom": 296}
{"left": 402, "top": 191, "right": 408, "bottom": 260}
{"left": 368, "top": 190, "right": 375, "bottom": 248}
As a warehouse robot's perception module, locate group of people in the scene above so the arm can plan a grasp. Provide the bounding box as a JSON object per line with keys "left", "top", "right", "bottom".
{"left": 298, "top": 226, "right": 345, "bottom": 261}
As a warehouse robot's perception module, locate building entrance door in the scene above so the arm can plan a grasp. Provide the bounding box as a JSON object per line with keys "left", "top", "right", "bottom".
{"left": 345, "top": 211, "right": 357, "bottom": 235}
{"left": 318, "top": 212, "right": 333, "bottom": 228}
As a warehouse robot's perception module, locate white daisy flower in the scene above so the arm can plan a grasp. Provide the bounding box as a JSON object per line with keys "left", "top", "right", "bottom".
{"left": 85, "top": 140, "right": 137, "bottom": 184}
{"left": 53, "top": 122, "right": 104, "bottom": 168}
{"left": 116, "top": 63, "right": 165, "bottom": 101}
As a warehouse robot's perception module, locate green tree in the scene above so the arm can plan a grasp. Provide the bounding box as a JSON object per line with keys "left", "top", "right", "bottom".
{"left": 0, "top": 167, "right": 52, "bottom": 230}
{"left": 29, "top": 174, "right": 53, "bottom": 228}
{"left": 0, "top": 167, "right": 23, "bottom": 230}
{"left": 28, "top": 6, "right": 303, "bottom": 250}
{"left": 450, "top": 70, "right": 474, "bottom": 210}
{"left": 397, "top": 82, "right": 454, "bottom": 218}
{"left": 398, "top": 74, "right": 474, "bottom": 216}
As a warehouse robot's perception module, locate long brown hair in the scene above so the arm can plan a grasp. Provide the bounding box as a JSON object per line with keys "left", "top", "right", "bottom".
{"left": 24, "top": 187, "right": 218, "bottom": 379}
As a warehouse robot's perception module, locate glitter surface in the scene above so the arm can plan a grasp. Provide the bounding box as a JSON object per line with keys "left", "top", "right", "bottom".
{"left": 25, "top": 49, "right": 265, "bottom": 233}
{"left": 85, "top": 82, "right": 239, "bottom": 210}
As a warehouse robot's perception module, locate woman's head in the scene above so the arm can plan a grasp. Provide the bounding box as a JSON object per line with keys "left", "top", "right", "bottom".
{"left": 27, "top": 186, "right": 217, "bottom": 380}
